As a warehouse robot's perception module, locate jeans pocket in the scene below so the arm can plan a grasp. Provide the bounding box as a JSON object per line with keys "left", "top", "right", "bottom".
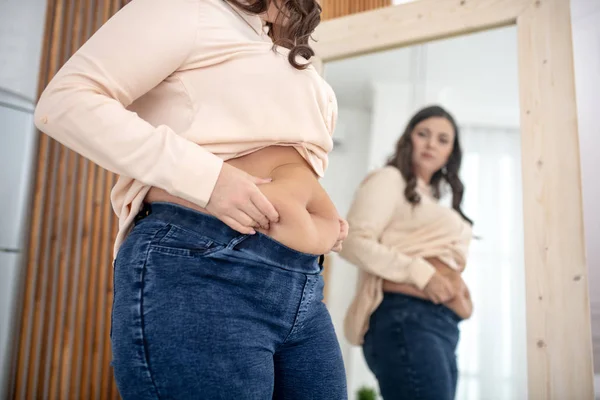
{"left": 150, "top": 224, "right": 222, "bottom": 258}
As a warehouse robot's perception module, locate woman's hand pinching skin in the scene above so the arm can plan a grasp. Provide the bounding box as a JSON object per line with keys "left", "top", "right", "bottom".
{"left": 206, "top": 163, "right": 279, "bottom": 234}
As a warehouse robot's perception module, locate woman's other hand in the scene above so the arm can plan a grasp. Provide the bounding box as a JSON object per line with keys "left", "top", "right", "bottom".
{"left": 330, "top": 218, "right": 349, "bottom": 253}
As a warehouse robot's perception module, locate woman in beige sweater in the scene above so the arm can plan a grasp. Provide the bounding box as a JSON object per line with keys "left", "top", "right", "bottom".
{"left": 340, "top": 105, "right": 473, "bottom": 400}
{"left": 34, "top": 0, "right": 348, "bottom": 398}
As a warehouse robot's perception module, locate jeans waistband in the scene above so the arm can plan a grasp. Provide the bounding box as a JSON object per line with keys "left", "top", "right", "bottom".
{"left": 381, "top": 291, "right": 462, "bottom": 323}
{"left": 137, "top": 202, "right": 323, "bottom": 274}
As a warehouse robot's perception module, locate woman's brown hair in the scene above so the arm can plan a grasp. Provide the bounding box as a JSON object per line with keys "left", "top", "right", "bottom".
{"left": 387, "top": 105, "right": 473, "bottom": 224}
{"left": 227, "top": 0, "right": 321, "bottom": 70}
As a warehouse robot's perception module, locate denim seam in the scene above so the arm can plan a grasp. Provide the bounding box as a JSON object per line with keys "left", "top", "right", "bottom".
{"left": 226, "top": 234, "right": 250, "bottom": 249}
{"left": 110, "top": 261, "right": 116, "bottom": 340}
{"left": 278, "top": 276, "right": 306, "bottom": 347}
{"left": 149, "top": 243, "right": 221, "bottom": 258}
{"left": 399, "top": 321, "right": 425, "bottom": 400}
{"left": 136, "top": 229, "right": 167, "bottom": 400}
{"left": 149, "top": 224, "right": 224, "bottom": 259}
{"left": 163, "top": 223, "right": 227, "bottom": 247}
{"left": 279, "top": 275, "right": 317, "bottom": 347}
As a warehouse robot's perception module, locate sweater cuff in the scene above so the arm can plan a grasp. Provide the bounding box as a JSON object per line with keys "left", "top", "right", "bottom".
{"left": 408, "top": 258, "right": 436, "bottom": 290}
{"left": 170, "top": 143, "right": 223, "bottom": 208}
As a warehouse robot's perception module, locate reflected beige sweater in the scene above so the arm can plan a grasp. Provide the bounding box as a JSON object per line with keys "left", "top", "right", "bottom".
{"left": 33, "top": 0, "right": 337, "bottom": 258}
{"left": 340, "top": 166, "right": 472, "bottom": 345}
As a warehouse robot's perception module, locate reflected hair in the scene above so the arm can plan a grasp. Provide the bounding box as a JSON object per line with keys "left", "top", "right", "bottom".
{"left": 387, "top": 105, "right": 473, "bottom": 224}
{"left": 226, "top": 0, "right": 321, "bottom": 70}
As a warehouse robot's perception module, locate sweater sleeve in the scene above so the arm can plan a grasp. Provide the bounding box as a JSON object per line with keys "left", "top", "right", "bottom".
{"left": 34, "top": 0, "right": 223, "bottom": 208}
{"left": 339, "top": 167, "right": 436, "bottom": 290}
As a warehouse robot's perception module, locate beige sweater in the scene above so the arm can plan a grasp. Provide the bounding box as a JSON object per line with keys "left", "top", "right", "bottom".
{"left": 340, "top": 166, "right": 472, "bottom": 345}
{"left": 33, "top": 0, "right": 337, "bottom": 257}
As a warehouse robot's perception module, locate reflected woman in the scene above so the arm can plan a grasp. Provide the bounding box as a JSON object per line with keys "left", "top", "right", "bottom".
{"left": 340, "top": 105, "right": 474, "bottom": 400}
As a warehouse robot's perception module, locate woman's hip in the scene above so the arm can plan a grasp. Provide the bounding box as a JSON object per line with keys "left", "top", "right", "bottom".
{"left": 112, "top": 202, "right": 327, "bottom": 343}
{"left": 365, "top": 292, "right": 461, "bottom": 349}
{"left": 114, "top": 202, "right": 328, "bottom": 322}
{"left": 118, "top": 201, "right": 324, "bottom": 269}
{"left": 110, "top": 204, "right": 337, "bottom": 397}
{"left": 382, "top": 258, "right": 473, "bottom": 320}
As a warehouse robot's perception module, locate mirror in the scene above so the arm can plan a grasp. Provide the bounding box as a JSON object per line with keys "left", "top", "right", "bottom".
{"left": 320, "top": 26, "right": 527, "bottom": 399}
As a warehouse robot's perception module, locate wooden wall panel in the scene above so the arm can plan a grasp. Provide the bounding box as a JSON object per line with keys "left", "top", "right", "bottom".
{"left": 11, "top": 0, "right": 389, "bottom": 399}
{"left": 322, "top": 0, "right": 391, "bottom": 20}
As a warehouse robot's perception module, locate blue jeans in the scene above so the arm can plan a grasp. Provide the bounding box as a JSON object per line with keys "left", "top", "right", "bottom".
{"left": 111, "top": 202, "right": 347, "bottom": 399}
{"left": 363, "top": 292, "right": 461, "bottom": 400}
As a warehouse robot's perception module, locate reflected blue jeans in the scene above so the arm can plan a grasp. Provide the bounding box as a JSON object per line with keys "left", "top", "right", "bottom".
{"left": 111, "top": 203, "right": 347, "bottom": 399}
{"left": 363, "top": 292, "right": 461, "bottom": 400}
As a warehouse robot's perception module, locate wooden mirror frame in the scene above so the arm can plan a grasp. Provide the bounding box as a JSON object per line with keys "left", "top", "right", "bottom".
{"left": 313, "top": 0, "right": 593, "bottom": 398}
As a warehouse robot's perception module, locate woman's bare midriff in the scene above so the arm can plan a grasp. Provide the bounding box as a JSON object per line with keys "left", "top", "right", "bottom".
{"left": 382, "top": 258, "right": 473, "bottom": 320}
{"left": 145, "top": 146, "right": 340, "bottom": 255}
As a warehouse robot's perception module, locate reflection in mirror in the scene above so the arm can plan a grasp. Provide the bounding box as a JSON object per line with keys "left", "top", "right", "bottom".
{"left": 320, "top": 26, "right": 526, "bottom": 400}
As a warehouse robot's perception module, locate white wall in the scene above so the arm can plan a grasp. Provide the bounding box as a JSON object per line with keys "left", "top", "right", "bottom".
{"left": 367, "top": 82, "right": 414, "bottom": 168}
{"left": 570, "top": 0, "right": 600, "bottom": 382}
{"left": 0, "top": 0, "right": 48, "bottom": 104}
{"left": 423, "top": 27, "right": 520, "bottom": 128}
